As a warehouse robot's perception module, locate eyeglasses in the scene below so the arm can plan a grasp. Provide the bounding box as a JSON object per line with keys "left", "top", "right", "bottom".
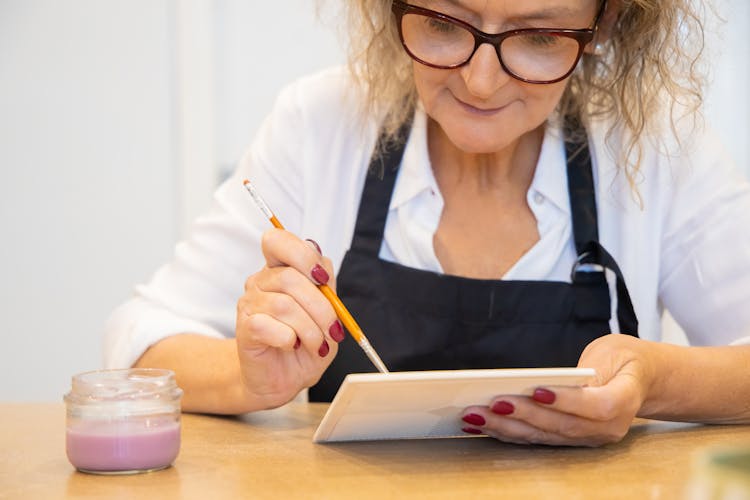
{"left": 391, "top": 0, "right": 607, "bottom": 84}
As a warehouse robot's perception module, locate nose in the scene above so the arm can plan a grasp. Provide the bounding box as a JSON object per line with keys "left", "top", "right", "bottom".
{"left": 460, "top": 43, "right": 511, "bottom": 99}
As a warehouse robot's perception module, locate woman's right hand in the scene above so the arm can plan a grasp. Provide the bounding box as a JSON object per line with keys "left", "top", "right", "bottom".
{"left": 235, "top": 229, "right": 345, "bottom": 409}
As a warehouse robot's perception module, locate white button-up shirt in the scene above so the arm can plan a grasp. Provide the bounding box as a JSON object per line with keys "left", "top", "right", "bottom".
{"left": 104, "top": 67, "right": 750, "bottom": 369}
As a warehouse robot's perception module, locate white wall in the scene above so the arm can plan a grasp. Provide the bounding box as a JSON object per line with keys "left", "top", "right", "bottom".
{"left": 704, "top": 0, "right": 750, "bottom": 177}
{"left": 0, "top": 0, "right": 343, "bottom": 401}
{"left": 1, "top": 0, "right": 179, "bottom": 401}
{"left": 0, "top": 0, "right": 747, "bottom": 401}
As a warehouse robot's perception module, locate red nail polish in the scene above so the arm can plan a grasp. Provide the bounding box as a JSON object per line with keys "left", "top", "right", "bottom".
{"left": 306, "top": 239, "right": 322, "bottom": 255}
{"left": 491, "top": 401, "right": 515, "bottom": 415}
{"left": 293, "top": 337, "right": 301, "bottom": 350}
{"left": 462, "top": 413, "right": 486, "bottom": 426}
{"left": 533, "top": 388, "right": 556, "bottom": 404}
{"left": 329, "top": 320, "right": 345, "bottom": 343}
{"left": 462, "top": 427, "right": 483, "bottom": 435}
{"left": 318, "top": 340, "right": 330, "bottom": 357}
{"left": 311, "top": 264, "right": 329, "bottom": 284}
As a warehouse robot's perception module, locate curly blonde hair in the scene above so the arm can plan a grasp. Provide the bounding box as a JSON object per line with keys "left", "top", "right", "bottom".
{"left": 341, "top": 0, "right": 708, "bottom": 191}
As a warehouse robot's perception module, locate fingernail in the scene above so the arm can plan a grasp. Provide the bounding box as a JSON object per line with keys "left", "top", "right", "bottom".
{"left": 318, "top": 339, "right": 330, "bottom": 357}
{"left": 306, "top": 239, "right": 322, "bottom": 255}
{"left": 293, "top": 337, "right": 301, "bottom": 350}
{"left": 533, "top": 388, "right": 556, "bottom": 404}
{"left": 311, "top": 264, "right": 329, "bottom": 285}
{"left": 329, "top": 320, "right": 345, "bottom": 343}
{"left": 462, "top": 427, "right": 483, "bottom": 435}
{"left": 491, "top": 401, "right": 515, "bottom": 415}
{"left": 462, "top": 413, "right": 486, "bottom": 426}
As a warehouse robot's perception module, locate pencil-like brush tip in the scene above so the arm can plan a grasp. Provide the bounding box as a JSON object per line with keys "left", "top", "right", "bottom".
{"left": 243, "top": 179, "right": 250, "bottom": 186}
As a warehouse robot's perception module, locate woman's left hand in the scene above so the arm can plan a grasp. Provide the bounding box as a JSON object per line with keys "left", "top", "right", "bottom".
{"left": 460, "top": 334, "right": 655, "bottom": 446}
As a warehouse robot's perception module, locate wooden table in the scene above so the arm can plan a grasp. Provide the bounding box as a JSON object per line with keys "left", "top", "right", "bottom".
{"left": 1, "top": 403, "right": 749, "bottom": 499}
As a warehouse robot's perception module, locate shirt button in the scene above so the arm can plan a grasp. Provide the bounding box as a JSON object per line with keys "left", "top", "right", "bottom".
{"left": 533, "top": 192, "right": 545, "bottom": 205}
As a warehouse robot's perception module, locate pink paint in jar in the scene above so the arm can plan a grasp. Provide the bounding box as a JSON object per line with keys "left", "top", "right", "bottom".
{"left": 64, "top": 368, "right": 183, "bottom": 474}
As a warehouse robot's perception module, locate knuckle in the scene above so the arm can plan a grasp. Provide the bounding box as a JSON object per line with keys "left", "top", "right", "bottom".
{"left": 282, "top": 333, "right": 298, "bottom": 350}
{"left": 244, "top": 275, "right": 257, "bottom": 293}
{"left": 267, "top": 293, "right": 294, "bottom": 316}
{"left": 243, "top": 313, "right": 267, "bottom": 332}
{"left": 236, "top": 294, "right": 256, "bottom": 317}
{"left": 607, "top": 421, "right": 631, "bottom": 443}
{"left": 594, "top": 429, "right": 627, "bottom": 446}
{"left": 589, "top": 398, "right": 619, "bottom": 421}
{"left": 296, "top": 327, "right": 320, "bottom": 345}
{"left": 526, "top": 429, "right": 552, "bottom": 445}
{"left": 260, "top": 228, "right": 279, "bottom": 248}
{"left": 585, "top": 423, "right": 629, "bottom": 446}
{"left": 305, "top": 371, "right": 324, "bottom": 389}
{"left": 276, "top": 266, "right": 301, "bottom": 290}
{"left": 310, "top": 302, "right": 335, "bottom": 329}
{"left": 557, "top": 420, "right": 586, "bottom": 439}
{"left": 612, "top": 427, "right": 629, "bottom": 443}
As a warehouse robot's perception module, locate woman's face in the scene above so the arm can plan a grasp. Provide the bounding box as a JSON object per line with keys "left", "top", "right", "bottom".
{"left": 408, "top": 0, "right": 599, "bottom": 154}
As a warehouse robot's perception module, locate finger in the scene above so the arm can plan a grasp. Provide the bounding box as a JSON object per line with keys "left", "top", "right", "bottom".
{"left": 305, "top": 238, "right": 322, "bottom": 255}
{"left": 304, "top": 238, "right": 337, "bottom": 291}
{"left": 462, "top": 399, "right": 626, "bottom": 446}
{"left": 236, "top": 311, "right": 297, "bottom": 352}
{"left": 461, "top": 407, "right": 587, "bottom": 446}
{"left": 255, "top": 266, "right": 345, "bottom": 346}
{"left": 261, "top": 229, "right": 330, "bottom": 285}
{"left": 247, "top": 286, "right": 337, "bottom": 357}
{"left": 528, "top": 369, "right": 643, "bottom": 422}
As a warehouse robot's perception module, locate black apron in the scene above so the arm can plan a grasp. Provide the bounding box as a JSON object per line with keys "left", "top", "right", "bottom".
{"left": 309, "top": 118, "right": 639, "bottom": 402}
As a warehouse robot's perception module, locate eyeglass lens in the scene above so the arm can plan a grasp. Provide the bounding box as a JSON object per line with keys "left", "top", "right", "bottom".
{"left": 400, "top": 14, "right": 584, "bottom": 82}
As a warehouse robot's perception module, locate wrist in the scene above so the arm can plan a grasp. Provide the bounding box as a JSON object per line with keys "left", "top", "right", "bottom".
{"left": 635, "top": 340, "right": 684, "bottom": 419}
{"left": 612, "top": 335, "right": 661, "bottom": 417}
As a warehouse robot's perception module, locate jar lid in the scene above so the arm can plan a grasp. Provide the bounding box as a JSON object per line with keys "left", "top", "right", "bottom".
{"left": 64, "top": 368, "right": 182, "bottom": 416}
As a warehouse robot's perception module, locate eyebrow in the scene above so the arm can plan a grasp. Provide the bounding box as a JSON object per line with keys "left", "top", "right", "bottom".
{"left": 511, "top": 7, "right": 585, "bottom": 22}
{"left": 436, "top": 0, "right": 587, "bottom": 23}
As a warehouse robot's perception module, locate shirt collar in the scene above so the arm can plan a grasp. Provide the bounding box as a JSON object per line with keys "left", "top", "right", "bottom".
{"left": 390, "top": 109, "right": 571, "bottom": 215}
{"left": 390, "top": 107, "right": 438, "bottom": 210}
{"left": 530, "top": 121, "right": 571, "bottom": 216}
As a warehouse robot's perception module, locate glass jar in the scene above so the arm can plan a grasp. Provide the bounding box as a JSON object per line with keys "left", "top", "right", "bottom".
{"left": 64, "top": 368, "right": 183, "bottom": 474}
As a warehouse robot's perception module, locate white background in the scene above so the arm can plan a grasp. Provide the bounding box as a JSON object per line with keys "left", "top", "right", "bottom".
{"left": 0, "top": 0, "right": 747, "bottom": 401}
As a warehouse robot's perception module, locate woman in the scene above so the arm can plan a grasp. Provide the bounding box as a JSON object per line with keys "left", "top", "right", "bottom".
{"left": 105, "top": 0, "right": 750, "bottom": 446}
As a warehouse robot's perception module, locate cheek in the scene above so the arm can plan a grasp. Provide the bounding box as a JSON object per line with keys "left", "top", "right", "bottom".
{"left": 537, "top": 81, "right": 569, "bottom": 107}
{"left": 412, "top": 63, "right": 451, "bottom": 109}
{"left": 522, "top": 81, "right": 570, "bottom": 120}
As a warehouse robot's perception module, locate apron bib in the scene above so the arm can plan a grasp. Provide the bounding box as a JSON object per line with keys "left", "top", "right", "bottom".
{"left": 309, "top": 117, "right": 638, "bottom": 402}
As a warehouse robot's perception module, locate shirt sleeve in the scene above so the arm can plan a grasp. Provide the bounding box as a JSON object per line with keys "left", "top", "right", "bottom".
{"left": 658, "top": 124, "right": 750, "bottom": 346}
{"left": 103, "top": 78, "right": 308, "bottom": 369}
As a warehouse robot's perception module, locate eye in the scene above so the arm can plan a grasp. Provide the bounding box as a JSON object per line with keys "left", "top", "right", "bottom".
{"left": 425, "top": 17, "right": 459, "bottom": 34}
{"left": 521, "top": 33, "right": 562, "bottom": 48}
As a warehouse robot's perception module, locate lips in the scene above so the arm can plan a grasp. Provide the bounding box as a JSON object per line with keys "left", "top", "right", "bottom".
{"left": 454, "top": 96, "right": 508, "bottom": 116}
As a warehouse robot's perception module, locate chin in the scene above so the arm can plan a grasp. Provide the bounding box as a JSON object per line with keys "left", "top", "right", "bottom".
{"left": 440, "top": 122, "right": 519, "bottom": 154}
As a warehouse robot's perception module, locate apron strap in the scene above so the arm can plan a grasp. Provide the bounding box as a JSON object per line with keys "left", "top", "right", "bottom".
{"left": 564, "top": 117, "right": 599, "bottom": 250}
{"left": 350, "top": 119, "right": 412, "bottom": 255}
{"left": 565, "top": 116, "right": 639, "bottom": 335}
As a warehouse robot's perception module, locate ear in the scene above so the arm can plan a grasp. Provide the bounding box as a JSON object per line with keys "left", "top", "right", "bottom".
{"left": 584, "top": 0, "right": 622, "bottom": 54}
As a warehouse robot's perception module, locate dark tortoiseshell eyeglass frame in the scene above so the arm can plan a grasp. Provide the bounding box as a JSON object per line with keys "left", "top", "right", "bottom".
{"left": 390, "top": 0, "right": 608, "bottom": 84}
